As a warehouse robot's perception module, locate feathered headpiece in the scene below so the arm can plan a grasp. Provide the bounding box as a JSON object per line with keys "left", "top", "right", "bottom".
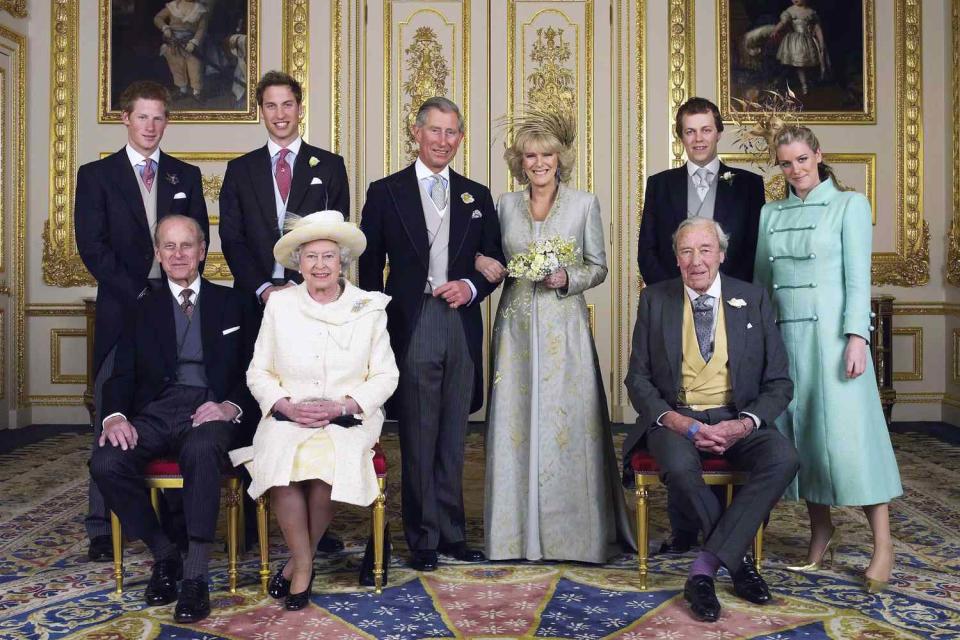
{"left": 498, "top": 107, "right": 577, "bottom": 151}
{"left": 729, "top": 89, "right": 803, "bottom": 166}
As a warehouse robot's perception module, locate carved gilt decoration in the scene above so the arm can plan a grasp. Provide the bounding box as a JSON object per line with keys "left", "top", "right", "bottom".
{"left": 201, "top": 174, "right": 224, "bottom": 202}
{"left": 0, "top": 1, "right": 26, "bottom": 18}
{"left": 526, "top": 26, "right": 576, "bottom": 117}
{"left": 401, "top": 27, "right": 449, "bottom": 163}
{"left": 948, "top": 0, "right": 960, "bottom": 286}
{"left": 283, "top": 0, "right": 309, "bottom": 139}
{"left": 668, "top": 0, "right": 694, "bottom": 167}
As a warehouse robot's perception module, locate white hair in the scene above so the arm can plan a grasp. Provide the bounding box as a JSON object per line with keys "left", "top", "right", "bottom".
{"left": 672, "top": 216, "right": 730, "bottom": 255}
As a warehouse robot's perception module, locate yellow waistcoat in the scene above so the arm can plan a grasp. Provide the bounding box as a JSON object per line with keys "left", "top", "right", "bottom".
{"left": 679, "top": 294, "right": 733, "bottom": 409}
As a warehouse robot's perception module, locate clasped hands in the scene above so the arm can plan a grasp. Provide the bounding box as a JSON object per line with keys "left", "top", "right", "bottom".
{"left": 273, "top": 396, "right": 358, "bottom": 429}
{"left": 662, "top": 411, "right": 752, "bottom": 455}
{"left": 99, "top": 401, "right": 239, "bottom": 450}
{"left": 474, "top": 255, "right": 567, "bottom": 289}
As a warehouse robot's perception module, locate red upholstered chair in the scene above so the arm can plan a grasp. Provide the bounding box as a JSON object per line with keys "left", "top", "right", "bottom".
{"left": 255, "top": 442, "right": 390, "bottom": 594}
{"left": 629, "top": 449, "right": 763, "bottom": 590}
{"left": 109, "top": 459, "right": 243, "bottom": 594}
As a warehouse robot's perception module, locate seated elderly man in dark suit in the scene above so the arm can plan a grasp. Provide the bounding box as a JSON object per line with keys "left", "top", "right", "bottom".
{"left": 623, "top": 216, "right": 798, "bottom": 623}
{"left": 90, "top": 215, "right": 258, "bottom": 624}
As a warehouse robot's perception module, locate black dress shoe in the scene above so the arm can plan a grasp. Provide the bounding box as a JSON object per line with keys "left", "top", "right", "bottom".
{"left": 87, "top": 535, "right": 113, "bottom": 562}
{"left": 174, "top": 578, "right": 210, "bottom": 623}
{"left": 658, "top": 530, "right": 698, "bottom": 555}
{"left": 438, "top": 542, "right": 486, "bottom": 562}
{"left": 268, "top": 560, "right": 291, "bottom": 599}
{"left": 683, "top": 575, "right": 721, "bottom": 622}
{"left": 409, "top": 550, "right": 438, "bottom": 571}
{"left": 145, "top": 557, "right": 182, "bottom": 606}
{"left": 732, "top": 558, "right": 772, "bottom": 604}
{"left": 284, "top": 572, "right": 315, "bottom": 611}
{"left": 316, "top": 531, "right": 344, "bottom": 554}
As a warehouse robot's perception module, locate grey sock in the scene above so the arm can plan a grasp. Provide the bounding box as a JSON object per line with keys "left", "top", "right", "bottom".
{"left": 184, "top": 541, "right": 212, "bottom": 580}
{"left": 144, "top": 530, "right": 178, "bottom": 564}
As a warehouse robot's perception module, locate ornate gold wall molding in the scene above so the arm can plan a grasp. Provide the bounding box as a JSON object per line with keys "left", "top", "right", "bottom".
{"left": 401, "top": 26, "right": 450, "bottom": 163}
{"left": 283, "top": 0, "right": 309, "bottom": 140}
{"left": 953, "top": 328, "right": 960, "bottom": 383}
{"left": 331, "top": 0, "right": 342, "bottom": 154}
{"left": 668, "top": 0, "right": 693, "bottom": 167}
{"left": 50, "top": 328, "right": 85, "bottom": 385}
{"left": 892, "top": 326, "right": 923, "bottom": 381}
{"left": 893, "top": 302, "right": 960, "bottom": 316}
{"left": 874, "top": 0, "right": 927, "bottom": 286}
{"left": 0, "top": 1, "right": 27, "bottom": 18}
{"left": 948, "top": 0, "right": 960, "bottom": 286}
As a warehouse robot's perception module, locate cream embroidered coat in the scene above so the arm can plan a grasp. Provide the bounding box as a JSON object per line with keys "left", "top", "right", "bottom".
{"left": 230, "top": 282, "right": 399, "bottom": 506}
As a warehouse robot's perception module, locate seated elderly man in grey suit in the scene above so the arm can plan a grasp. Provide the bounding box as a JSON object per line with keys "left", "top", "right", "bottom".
{"left": 623, "top": 216, "right": 798, "bottom": 623}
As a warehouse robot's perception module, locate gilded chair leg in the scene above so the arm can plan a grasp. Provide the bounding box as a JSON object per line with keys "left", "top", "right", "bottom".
{"left": 257, "top": 495, "right": 270, "bottom": 596}
{"left": 226, "top": 478, "right": 239, "bottom": 593}
{"left": 635, "top": 478, "right": 649, "bottom": 591}
{"left": 372, "top": 477, "right": 386, "bottom": 594}
{"left": 753, "top": 524, "right": 764, "bottom": 572}
{"left": 110, "top": 512, "right": 123, "bottom": 594}
{"left": 150, "top": 488, "right": 161, "bottom": 519}
{"left": 725, "top": 483, "right": 734, "bottom": 507}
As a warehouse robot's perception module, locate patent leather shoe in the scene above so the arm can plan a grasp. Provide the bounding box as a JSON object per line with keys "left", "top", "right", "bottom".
{"left": 438, "top": 542, "right": 486, "bottom": 562}
{"left": 87, "top": 535, "right": 113, "bottom": 562}
{"left": 683, "top": 575, "right": 721, "bottom": 622}
{"left": 268, "top": 560, "right": 291, "bottom": 599}
{"left": 409, "top": 550, "right": 438, "bottom": 571}
{"left": 284, "top": 571, "right": 315, "bottom": 611}
{"left": 173, "top": 578, "right": 210, "bottom": 623}
{"left": 316, "top": 531, "right": 344, "bottom": 554}
{"left": 658, "top": 530, "right": 698, "bottom": 555}
{"left": 144, "top": 557, "right": 182, "bottom": 606}
{"left": 732, "top": 558, "right": 771, "bottom": 604}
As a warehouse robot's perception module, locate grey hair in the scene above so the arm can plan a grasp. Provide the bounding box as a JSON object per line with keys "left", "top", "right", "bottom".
{"left": 672, "top": 216, "right": 730, "bottom": 255}
{"left": 414, "top": 97, "right": 465, "bottom": 133}
{"left": 154, "top": 214, "right": 206, "bottom": 247}
{"left": 291, "top": 242, "right": 353, "bottom": 269}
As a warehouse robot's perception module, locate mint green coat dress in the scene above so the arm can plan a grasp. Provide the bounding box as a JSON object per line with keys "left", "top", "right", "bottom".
{"left": 754, "top": 179, "right": 902, "bottom": 506}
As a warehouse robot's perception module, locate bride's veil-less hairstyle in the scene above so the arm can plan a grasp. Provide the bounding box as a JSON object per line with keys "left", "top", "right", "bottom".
{"left": 499, "top": 108, "right": 577, "bottom": 185}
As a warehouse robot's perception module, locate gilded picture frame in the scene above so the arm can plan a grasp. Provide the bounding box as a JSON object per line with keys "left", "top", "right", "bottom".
{"left": 717, "top": 0, "right": 875, "bottom": 124}
{"left": 98, "top": 0, "right": 260, "bottom": 123}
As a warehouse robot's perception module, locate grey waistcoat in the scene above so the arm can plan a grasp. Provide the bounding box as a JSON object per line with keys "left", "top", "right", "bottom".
{"left": 687, "top": 170, "right": 719, "bottom": 219}
{"left": 136, "top": 171, "right": 161, "bottom": 278}
{"left": 419, "top": 182, "right": 451, "bottom": 294}
{"left": 171, "top": 293, "right": 208, "bottom": 388}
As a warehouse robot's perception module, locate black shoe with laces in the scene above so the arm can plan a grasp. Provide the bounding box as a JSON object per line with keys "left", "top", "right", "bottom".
{"left": 174, "top": 578, "right": 210, "bottom": 623}
{"left": 732, "top": 556, "right": 772, "bottom": 604}
{"left": 144, "top": 557, "right": 182, "bottom": 606}
{"left": 683, "top": 575, "right": 721, "bottom": 622}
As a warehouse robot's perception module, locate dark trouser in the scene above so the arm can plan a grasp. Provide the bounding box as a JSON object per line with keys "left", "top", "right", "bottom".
{"left": 89, "top": 385, "right": 236, "bottom": 548}
{"left": 85, "top": 344, "right": 116, "bottom": 539}
{"left": 667, "top": 486, "right": 729, "bottom": 541}
{"left": 646, "top": 406, "right": 799, "bottom": 573}
{"left": 398, "top": 295, "right": 474, "bottom": 552}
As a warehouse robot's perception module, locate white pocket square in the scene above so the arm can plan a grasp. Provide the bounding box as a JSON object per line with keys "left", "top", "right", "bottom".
{"left": 310, "top": 177, "right": 323, "bottom": 185}
{"left": 222, "top": 326, "right": 240, "bottom": 336}
{"left": 173, "top": 192, "right": 187, "bottom": 199}
{"left": 746, "top": 322, "right": 753, "bottom": 329}
{"left": 471, "top": 209, "right": 482, "bottom": 219}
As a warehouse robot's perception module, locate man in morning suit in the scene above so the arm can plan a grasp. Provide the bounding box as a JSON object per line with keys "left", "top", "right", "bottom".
{"left": 90, "top": 215, "right": 258, "bottom": 624}
{"left": 637, "top": 97, "right": 766, "bottom": 554}
{"left": 219, "top": 70, "right": 350, "bottom": 305}
{"left": 74, "top": 81, "right": 209, "bottom": 563}
{"left": 359, "top": 97, "right": 505, "bottom": 571}
{"left": 218, "top": 69, "right": 349, "bottom": 552}
{"left": 623, "top": 217, "right": 797, "bottom": 622}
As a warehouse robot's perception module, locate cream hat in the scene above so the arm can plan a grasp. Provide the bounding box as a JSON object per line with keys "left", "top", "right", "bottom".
{"left": 273, "top": 210, "right": 367, "bottom": 270}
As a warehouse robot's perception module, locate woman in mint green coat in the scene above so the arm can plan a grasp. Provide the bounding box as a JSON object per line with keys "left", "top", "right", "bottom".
{"left": 754, "top": 125, "right": 901, "bottom": 593}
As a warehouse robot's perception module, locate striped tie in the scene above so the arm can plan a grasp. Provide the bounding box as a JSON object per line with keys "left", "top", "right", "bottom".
{"left": 430, "top": 174, "right": 447, "bottom": 211}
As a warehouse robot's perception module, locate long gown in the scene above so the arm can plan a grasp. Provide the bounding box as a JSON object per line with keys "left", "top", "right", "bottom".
{"left": 483, "top": 184, "right": 633, "bottom": 563}
{"left": 754, "top": 178, "right": 902, "bottom": 506}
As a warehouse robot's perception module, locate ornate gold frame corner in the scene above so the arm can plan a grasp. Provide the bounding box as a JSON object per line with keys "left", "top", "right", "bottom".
{"left": 0, "top": 1, "right": 27, "bottom": 18}
{"left": 97, "top": 0, "right": 261, "bottom": 123}
{"left": 716, "top": 0, "right": 876, "bottom": 125}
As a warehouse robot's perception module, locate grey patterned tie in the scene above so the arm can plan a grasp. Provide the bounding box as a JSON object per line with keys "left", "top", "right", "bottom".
{"left": 430, "top": 174, "right": 448, "bottom": 211}
{"left": 695, "top": 166, "right": 711, "bottom": 201}
{"left": 693, "top": 294, "right": 714, "bottom": 362}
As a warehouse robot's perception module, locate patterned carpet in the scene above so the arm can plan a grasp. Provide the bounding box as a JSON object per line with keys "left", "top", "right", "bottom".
{"left": 0, "top": 430, "right": 958, "bottom": 639}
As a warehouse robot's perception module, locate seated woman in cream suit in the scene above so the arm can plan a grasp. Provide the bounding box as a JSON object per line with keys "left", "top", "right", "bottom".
{"left": 230, "top": 211, "right": 398, "bottom": 610}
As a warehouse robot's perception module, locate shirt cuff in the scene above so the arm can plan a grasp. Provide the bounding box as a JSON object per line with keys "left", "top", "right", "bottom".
{"left": 224, "top": 401, "right": 243, "bottom": 423}
{"left": 102, "top": 412, "right": 127, "bottom": 430}
{"left": 738, "top": 412, "right": 760, "bottom": 431}
{"left": 460, "top": 278, "right": 477, "bottom": 305}
{"left": 255, "top": 281, "right": 272, "bottom": 302}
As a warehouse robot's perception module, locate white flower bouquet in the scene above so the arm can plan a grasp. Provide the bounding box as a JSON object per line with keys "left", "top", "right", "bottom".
{"left": 506, "top": 235, "right": 580, "bottom": 282}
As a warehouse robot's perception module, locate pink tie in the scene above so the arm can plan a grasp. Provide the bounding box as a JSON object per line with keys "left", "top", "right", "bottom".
{"left": 275, "top": 148, "right": 292, "bottom": 203}
{"left": 142, "top": 158, "right": 156, "bottom": 192}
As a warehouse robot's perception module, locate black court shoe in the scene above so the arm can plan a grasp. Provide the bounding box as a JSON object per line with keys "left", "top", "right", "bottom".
{"left": 284, "top": 571, "right": 315, "bottom": 611}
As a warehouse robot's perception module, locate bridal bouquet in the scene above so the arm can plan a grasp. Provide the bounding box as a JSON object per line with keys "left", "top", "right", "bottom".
{"left": 506, "top": 235, "right": 580, "bottom": 282}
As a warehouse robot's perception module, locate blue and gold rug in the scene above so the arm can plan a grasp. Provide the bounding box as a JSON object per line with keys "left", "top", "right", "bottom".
{"left": 0, "top": 431, "right": 957, "bottom": 639}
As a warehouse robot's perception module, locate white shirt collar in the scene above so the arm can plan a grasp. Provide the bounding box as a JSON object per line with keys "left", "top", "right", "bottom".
{"left": 267, "top": 136, "right": 302, "bottom": 159}
{"left": 414, "top": 156, "right": 450, "bottom": 183}
{"left": 167, "top": 275, "right": 202, "bottom": 303}
{"left": 686, "top": 156, "right": 721, "bottom": 178}
{"left": 126, "top": 144, "right": 161, "bottom": 169}
{"left": 684, "top": 273, "right": 722, "bottom": 303}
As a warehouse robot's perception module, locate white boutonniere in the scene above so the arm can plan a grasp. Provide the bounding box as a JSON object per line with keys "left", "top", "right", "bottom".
{"left": 727, "top": 297, "right": 747, "bottom": 308}
{"left": 165, "top": 173, "right": 179, "bottom": 185}
{"left": 461, "top": 192, "right": 474, "bottom": 204}
{"left": 720, "top": 171, "right": 735, "bottom": 185}
{"left": 308, "top": 156, "right": 319, "bottom": 168}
